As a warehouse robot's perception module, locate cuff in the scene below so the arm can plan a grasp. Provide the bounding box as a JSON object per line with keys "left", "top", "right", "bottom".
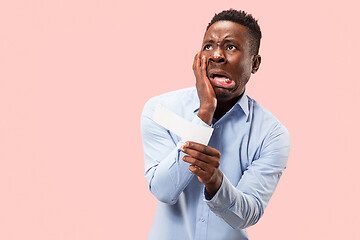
{"left": 192, "top": 114, "right": 213, "bottom": 128}
{"left": 204, "top": 174, "right": 241, "bottom": 212}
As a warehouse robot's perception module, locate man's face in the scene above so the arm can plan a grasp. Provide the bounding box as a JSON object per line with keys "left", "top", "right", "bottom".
{"left": 201, "top": 20, "right": 258, "bottom": 103}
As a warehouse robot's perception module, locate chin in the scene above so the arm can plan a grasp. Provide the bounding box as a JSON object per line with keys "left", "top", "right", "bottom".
{"left": 214, "top": 90, "right": 233, "bottom": 101}
{"left": 214, "top": 87, "right": 243, "bottom": 103}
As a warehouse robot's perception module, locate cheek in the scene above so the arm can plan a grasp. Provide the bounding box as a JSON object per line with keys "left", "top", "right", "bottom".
{"left": 200, "top": 51, "right": 211, "bottom": 59}
{"left": 229, "top": 57, "right": 246, "bottom": 73}
{"left": 235, "top": 58, "right": 252, "bottom": 74}
{"left": 230, "top": 58, "right": 252, "bottom": 84}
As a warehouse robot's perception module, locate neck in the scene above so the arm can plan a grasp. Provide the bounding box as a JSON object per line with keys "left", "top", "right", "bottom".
{"left": 214, "top": 92, "right": 244, "bottom": 120}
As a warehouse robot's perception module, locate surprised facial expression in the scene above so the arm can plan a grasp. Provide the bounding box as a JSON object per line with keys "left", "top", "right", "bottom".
{"left": 201, "top": 20, "right": 259, "bottom": 103}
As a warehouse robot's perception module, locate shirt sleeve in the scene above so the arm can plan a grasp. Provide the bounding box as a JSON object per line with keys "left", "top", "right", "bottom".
{"left": 204, "top": 124, "right": 291, "bottom": 229}
{"left": 141, "top": 98, "right": 212, "bottom": 205}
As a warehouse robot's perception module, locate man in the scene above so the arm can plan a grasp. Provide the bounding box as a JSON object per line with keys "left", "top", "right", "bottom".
{"left": 141, "top": 9, "right": 290, "bottom": 240}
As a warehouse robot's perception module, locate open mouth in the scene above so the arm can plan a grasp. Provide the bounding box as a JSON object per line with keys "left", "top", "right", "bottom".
{"left": 208, "top": 71, "right": 235, "bottom": 88}
{"left": 209, "top": 73, "right": 232, "bottom": 83}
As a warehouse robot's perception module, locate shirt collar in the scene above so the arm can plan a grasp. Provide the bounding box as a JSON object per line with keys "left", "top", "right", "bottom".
{"left": 237, "top": 90, "right": 249, "bottom": 117}
{"left": 193, "top": 89, "right": 249, "bottom": 117}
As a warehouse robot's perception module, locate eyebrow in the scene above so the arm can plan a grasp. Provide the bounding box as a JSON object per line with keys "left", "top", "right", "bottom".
{"left": 223, "top": 39, "right": 241, "bottom": 45}
{"left": 203, "top": 39, "right": 215, "bottom": 45}
{"left": 203, "top": 38, "right": 241, "bottom": 46}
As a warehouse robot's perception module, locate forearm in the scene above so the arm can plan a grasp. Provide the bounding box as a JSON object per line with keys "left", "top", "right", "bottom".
{"left": 197, "top": 106, "right": 215, "bottom": 126}
{"left": 205, "top": 175, "right": 264, "bottom": 229}
{"left": 145, "top": 142, "right": 194, "bottom": 205}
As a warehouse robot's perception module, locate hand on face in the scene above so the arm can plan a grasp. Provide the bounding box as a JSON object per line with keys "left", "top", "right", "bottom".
{"left": 181, "top": 141, "right": 223, "bottom": 198}
{"left": 193, "top": 51, "right": 217, "bottom": 125}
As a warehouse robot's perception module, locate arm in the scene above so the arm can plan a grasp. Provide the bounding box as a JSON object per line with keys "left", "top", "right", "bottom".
{"left": 183, "top": 124, "right": 290, "bottom": 229}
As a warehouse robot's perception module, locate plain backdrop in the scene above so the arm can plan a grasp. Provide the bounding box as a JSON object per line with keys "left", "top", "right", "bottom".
{"left": 1, "top": 0, "right": 359, "bottom": 239}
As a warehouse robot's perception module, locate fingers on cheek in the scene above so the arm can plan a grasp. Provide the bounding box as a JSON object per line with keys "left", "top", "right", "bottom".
{"left": 195, "top": 58, "right": 201, "bottom": 73}
{"left": 201, "top": 58, "right": 206, "bottom": 70}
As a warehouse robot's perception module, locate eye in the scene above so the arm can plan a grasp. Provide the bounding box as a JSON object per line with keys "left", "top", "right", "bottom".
{"left": 203, "top": 45, "right": 213, "bottom": 51}
{"left": 226, "top": 45, "right": 236, "bottom": 51}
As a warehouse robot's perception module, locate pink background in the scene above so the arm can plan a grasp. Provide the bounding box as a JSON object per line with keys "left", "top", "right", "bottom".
{"left": 1, "top": 0, "right": 359, "bottom": 239}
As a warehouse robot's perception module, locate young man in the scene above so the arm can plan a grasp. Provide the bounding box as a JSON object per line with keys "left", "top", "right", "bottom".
{"left": 141, "top": 9, "right": 290, "bottom": 240}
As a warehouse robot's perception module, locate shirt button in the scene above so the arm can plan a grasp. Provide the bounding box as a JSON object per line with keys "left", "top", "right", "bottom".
{"left": 200, "top": 217, "right": 205, "bottom": 222}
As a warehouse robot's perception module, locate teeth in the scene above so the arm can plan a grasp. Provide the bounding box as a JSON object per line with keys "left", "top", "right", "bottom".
{"left": 219, "top": 78, "right": 229, "bottom": 82}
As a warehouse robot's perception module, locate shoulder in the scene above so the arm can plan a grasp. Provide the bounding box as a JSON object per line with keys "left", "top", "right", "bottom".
{"left": 142, "top": 87, "right": 199, "bottom": 119}
{"left": 248, "top": 96, "right": 290, "bottom": 145}
{"left": 147, "top": 87, "right": 197, "bottom": 106}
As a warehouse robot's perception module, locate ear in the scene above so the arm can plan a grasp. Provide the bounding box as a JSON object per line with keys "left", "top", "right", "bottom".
{"left": 251, "top": 55, "right": 261, "bottom": 74}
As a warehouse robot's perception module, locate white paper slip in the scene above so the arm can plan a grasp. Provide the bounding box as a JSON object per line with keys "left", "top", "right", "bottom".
{"left": 153, "top": 104, "right": 213, "bottom": 145}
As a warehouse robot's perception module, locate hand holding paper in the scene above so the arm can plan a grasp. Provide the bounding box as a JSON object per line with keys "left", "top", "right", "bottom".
{"left": 180, "top": 141, "right": 223, "bottom": 199}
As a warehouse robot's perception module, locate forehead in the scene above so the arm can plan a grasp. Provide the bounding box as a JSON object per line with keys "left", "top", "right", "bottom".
{"left": 203, "top": 20, "right": 249, "bottom": 44}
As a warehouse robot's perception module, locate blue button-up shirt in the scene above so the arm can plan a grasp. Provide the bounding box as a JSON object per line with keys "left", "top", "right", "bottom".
{"left": 141, "top": 87, "right": 290, "bottom": 240}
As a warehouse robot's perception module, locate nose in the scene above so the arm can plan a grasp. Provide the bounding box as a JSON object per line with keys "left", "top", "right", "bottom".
{"left": 209, "top": 47, "right": 225, "bottom": 63}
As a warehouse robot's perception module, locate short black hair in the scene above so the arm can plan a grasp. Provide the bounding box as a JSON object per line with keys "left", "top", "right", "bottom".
{"left": 206, "top": 9, "right": 262, "bottom": 55}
